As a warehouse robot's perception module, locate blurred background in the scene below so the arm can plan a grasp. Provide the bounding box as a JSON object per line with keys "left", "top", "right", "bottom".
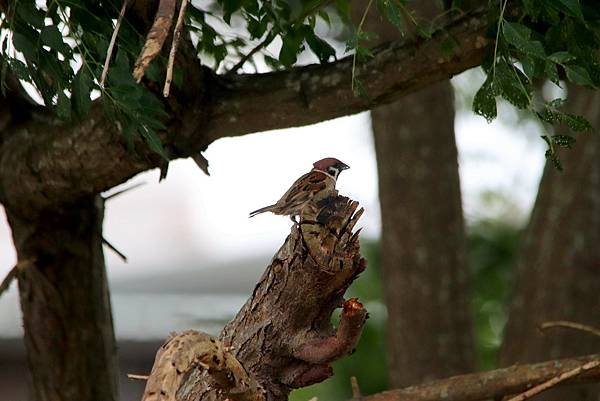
{"left": 0, "top": 67, "right": 548, "bottom": 400}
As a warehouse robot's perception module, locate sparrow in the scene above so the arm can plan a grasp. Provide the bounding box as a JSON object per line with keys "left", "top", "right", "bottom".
{"left": 249, "top": 157, "right": 350, "bottom": 221}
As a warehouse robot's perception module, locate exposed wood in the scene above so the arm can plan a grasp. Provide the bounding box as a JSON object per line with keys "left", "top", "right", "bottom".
{"left": 133, "top": 0, "right": 177, "bottom": 82}
{"left": 0, "top": 6, "right": 491, "bottom": 217}
{"left": 172, "top": 195, "right": 367, "bottom": 401}
{"left": 142, "top": 330, "right": 264, "bottom": 401}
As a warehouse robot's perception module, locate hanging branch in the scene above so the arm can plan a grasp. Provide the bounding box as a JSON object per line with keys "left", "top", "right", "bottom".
{"left": 133, "top": 0, "right": 177, "bottom": 82}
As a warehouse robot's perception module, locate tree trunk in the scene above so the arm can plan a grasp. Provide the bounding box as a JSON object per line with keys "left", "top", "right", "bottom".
{"left": 362, "top": 2, "right": 475, "bottom": 387}
{"left": 499, "top": 87, "right": 600, "bottom": 401}
{"left": 7, "top": 196, "right": 119, "bottom": 401}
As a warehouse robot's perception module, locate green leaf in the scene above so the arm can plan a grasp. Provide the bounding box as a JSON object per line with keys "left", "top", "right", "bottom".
{"left": 279, "top": 28, "right": 305, "bottom": 66}
{"left": 376, "top": 0, "right": 404, "bottom": 32}
{"left": 12, "top": 33, "right": 37, "bottom": 60}
{"left": 544, "top": 62, "right": 559, "bottom": 84}
{"left": 8, "top": 59, "right": 31, "bottom": 81}
{"left": 16, "top": 3, "right": 46, "bottom": 28}
{"left": 40, "top": 25, "right": 71, "bottom": 55}
{"left": 304, "top": 28, "right": 335, "bottom": 63}
{"left": 538, "top": 99, "right": 593, "bottom": 132}
{"left": 222, "top": 0, "right": 244, "bottom": 23}
{"left": 502, "top": 22, "right": 545, "bottom": 58}
{"left": 564, "top": 65, "right": 594, "bottom": 87}
{"left": 140, "top": 128, "right": 168, "bottom": 160}
{"left": 544, "top": 148, "right": 563, "bottom": 171}
{"left": 494, "top": 62, "right": 532, "bottom": 109}
{"left": 473, "top": 77, "right": 497, "bottom": 122}
{"left": 247, "top": 16, "right": 268, "bottom": 39}
{"left": 548, "top": 51, "right": 575, "bottom": 64}
{"left": 551, "top": 134, "right": 576, "bottom": 148}
{"left": 547, "top": 0, "right": 584, "bottom": 20}
{"left": 56, "top": 91, "right": 71, "bottom": 121}
{"left": 562, "top": 113, "right": 593, "bottom": 132}
{"left": 72, "top": 67, "right": 92, "bottom": 119}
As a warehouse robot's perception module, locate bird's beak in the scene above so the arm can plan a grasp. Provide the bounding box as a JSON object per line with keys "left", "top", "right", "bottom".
{"left": 339, "top": 162, "right": 350, "bottom": 170}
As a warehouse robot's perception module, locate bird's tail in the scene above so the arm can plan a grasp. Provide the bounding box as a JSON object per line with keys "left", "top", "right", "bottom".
{"left": 249, "top": 205, "right": 275, "bottom": 218}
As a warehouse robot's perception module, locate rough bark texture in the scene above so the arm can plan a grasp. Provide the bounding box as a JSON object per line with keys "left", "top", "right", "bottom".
{"left": 363, "top": 1, "right": 475, "bottom": 386}
{"left": 7, "top": 196, "right": 118, "bottom": 401}
{"left": 499, "top": 87, "right": 600, "bottom": 401}
{"left": 160, "top": 195, "right": 369, "bottom": 401}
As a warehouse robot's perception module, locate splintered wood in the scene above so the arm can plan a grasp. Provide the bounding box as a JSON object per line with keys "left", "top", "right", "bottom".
{"left": 141, "top": 331, "right": 264, "bottom": 401}
{"left": 133, "top": 0, "right": 177, "bottom": 82}
{"left": 141, "top": 195, "right": 368, "bottom": 401}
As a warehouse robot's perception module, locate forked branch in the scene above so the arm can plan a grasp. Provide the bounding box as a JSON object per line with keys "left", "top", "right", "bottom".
{"left": 141, "top": 195, "right": 368, "bottom": 401}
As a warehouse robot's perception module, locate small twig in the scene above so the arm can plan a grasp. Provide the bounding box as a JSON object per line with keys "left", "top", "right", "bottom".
{"left": 506, "top": 360, "right": 600, "bottom": 401}
{"left": 351, "top": 376, "right": 362, "bottom": 400}
{"left": 100, "top": 0, "right": 129, "bottom": 86}
{"left": 228, "top": 31, "right": 276, "bottom": 75}
{"left": 128, "top": 373, "right": 149, "bottom": 380}
{"left": 0, "top": 259, "right": 34, "bottom": 298}
{"left": 540, "top": 321, "right": 600, "bottom": 338}
{"left": 228, "top": 0, "right": 334, "bottom": 75}
{"left": 0, "top": 265, "right": 18, "bottom": 297}
{"left": 102, "top": 238, "right": 128, "bottom": 262}
{"left": 103, "top": 182, "right": 146, "bottom": 200}
{"left": 163, "top": 0, "right": 189, "bottom": 97}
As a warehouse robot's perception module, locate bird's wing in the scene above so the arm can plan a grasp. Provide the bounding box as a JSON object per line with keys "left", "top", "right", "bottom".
{"left": 275, "top": 170, "right": 333, "bottom": 210}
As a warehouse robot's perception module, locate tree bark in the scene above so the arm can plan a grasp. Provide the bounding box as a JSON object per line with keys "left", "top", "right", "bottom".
{"left": 7, "top": 196, "right": 118, "bottom": 401}
{"left": 364, "top": 2, "right": 475, "bottom": 387}
{"left": 141, "top": 196, "right": 368, "bottom": 401}
{"left": 499, "top": 87, "right": 600, "bottom": 401}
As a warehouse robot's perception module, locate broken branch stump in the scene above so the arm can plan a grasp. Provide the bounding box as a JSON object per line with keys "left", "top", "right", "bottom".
{"left": 141, "top": 195, "right": 368, "bottom": 401}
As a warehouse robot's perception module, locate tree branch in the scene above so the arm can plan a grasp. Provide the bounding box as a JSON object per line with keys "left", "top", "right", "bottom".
{"left": 360, "top": 354, "right": 600, "bottom": 401}
{"left": 141, "top": 195, "right": 368, "bottom": 401}
{"left": 0, "top": 6, "right": 491, "bottom": 215}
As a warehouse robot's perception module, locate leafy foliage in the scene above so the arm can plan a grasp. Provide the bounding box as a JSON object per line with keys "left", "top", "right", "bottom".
{"left": 1, "top": 0, "right": 168, "bottom": 158}
{"left": 472, "top": 0, "right": 600, "bottom": 169}
{"left": 2, "top": 0, "right": 600, "bottom": 165}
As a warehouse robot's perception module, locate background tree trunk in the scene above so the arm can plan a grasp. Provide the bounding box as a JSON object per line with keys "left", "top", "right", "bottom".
{"left": 362, "top": 1, "right": 476, "bottom": 387}
{"left": 499, "top": 86, "right": 600, "bottom": 401}
{"left": 7, "top": 196, "right": 119, "bottom": 401}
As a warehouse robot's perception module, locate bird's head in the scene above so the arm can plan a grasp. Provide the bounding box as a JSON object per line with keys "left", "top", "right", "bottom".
{"left": 312, "top": 157, "right": 350, "bottom": 180}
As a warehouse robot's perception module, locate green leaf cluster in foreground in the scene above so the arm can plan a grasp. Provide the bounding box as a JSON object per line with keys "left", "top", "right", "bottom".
{"left": 1, "top": 1, "right": 600, "bottom": 166}
{"left": 473, "top": 0, "right": 599, "bottom": 168}
{"left": 2, "top": 0, "right": 169, "bottom": 158}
